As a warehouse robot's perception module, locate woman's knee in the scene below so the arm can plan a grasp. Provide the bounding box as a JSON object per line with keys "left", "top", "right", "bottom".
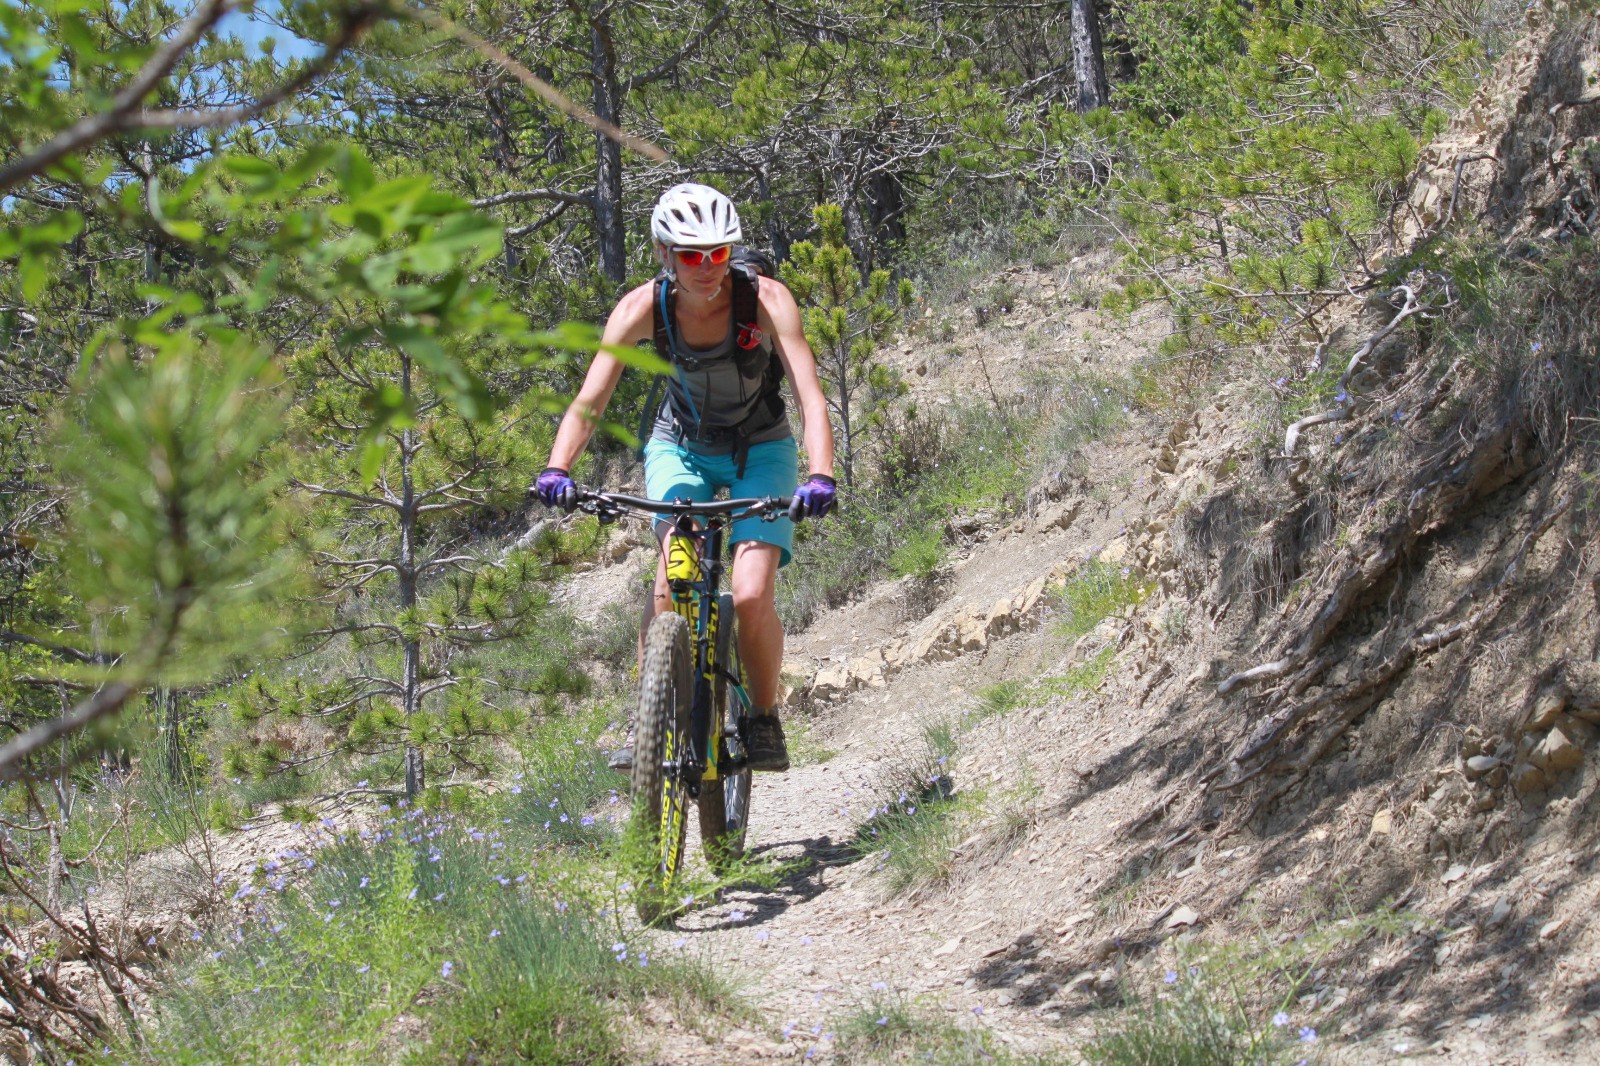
{"left": 650, "top": 547, "right": 673, "bottom": 604}
{"left": 730, "top": 551, "right": 779, "bottom": 616}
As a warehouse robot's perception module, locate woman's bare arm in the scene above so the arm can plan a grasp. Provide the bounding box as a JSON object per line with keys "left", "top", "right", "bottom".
{"left": 546, "top": 282, "right": 656, "bottom": 471}
{"left": 758, "top": 276, "right": 836, "bottom": 479}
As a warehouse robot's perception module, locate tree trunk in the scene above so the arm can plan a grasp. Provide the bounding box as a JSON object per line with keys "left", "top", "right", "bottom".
{"left": 827, "top": 132, "right": 874, "bottom": 274}
{"left": 46, "top": 820, "right": 63, "bottom": 915}
{"left": 865, "top": 161, "right": 907, "bottom": 268}
{"left": 48, "top": 733, "right": 70, "bottom": 915}
{"left": 756, "top": 169, "right": 790, "bottom": 262}
{"left": 840, "top": 194, "right": 873, "bottom": 277}
{"left": 590, "top": 12, "right": 627, "bottom": 284}
{"left": 1071, "top": 0, "right": 1111, "bottom": 113}
{"left": 141, "top": 143, "right": 160, "bottom": 309}
{"left": 160, "top": 686, "right": 183, "bottom": 782}
{"left": 398, "top": 354, "right": 424, "bottom": 798}
{"left": 833, "top": 346, "right": 856, "bottom": 486}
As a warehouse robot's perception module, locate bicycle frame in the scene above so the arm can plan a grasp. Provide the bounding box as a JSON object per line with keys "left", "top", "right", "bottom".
{"left": 662, "top": 510, "right": 735, "bottom": 792}
{"left": 553, "top": 487, "right": 796, "bottom": 919}
{"left": 578, "top": 491, "right": 782, "bottom": 793}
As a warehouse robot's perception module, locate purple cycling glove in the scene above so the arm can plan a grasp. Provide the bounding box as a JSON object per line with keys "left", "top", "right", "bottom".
{"left": 788, "top": 473, "right": 837, "bottom": 521}
{"left": 533, "top": 467, "right": 577, "bottom": 511}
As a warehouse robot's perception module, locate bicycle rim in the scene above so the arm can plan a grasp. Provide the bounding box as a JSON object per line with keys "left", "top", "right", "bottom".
{"left": 700, "top": 770, "right": 751, "bottom": 873}
{"left": 699, "top": 595, "right": 752, "bottom": 874}
{"left": 631, "top": 612, "right": 692, "bottom": 924}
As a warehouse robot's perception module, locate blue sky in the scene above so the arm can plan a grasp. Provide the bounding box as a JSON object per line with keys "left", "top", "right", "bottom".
{"left": 216, "top": 0, "right": 323, "bottom": 62}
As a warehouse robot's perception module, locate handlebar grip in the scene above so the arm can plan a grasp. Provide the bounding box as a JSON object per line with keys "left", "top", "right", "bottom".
{"left": 787, "top": 495, "right": 806, "bottom": 524}
{"left": 526, "top": 481, "right": 583, "bottom": 512}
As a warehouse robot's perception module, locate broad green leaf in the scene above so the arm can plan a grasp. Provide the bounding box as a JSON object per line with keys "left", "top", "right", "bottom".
{"left": 221, "top": 156, "right": 280, "bottom": 181}
{"left": 379, "top": 321, "right": 489, "bottom": 420}
{"left": 526, "top": 323, "right": 669, "bottom": 375}
{"left": 334, "top": 146, "right": 375, "bottom": 198}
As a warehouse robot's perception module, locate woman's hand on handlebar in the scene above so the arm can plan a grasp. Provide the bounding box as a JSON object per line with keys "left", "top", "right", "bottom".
{"left": 787, "top": 474, "right": 837, "bottom": 523}
{"left": 531, "top": 467, "right": 578, "bottom": 512}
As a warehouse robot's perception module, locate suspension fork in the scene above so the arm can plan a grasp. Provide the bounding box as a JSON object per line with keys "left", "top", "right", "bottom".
{"left": 691, "top": 519, "right": 728, "bottom": 781}
{"left": 666, "top": 515, "right": 727, "bottom": 787}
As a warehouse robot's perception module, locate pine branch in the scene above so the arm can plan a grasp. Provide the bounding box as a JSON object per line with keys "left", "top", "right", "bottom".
{"left": 622, "top": 4, "right": 733, "bottom": 93}
{"left": 470, "top": 188, "right": 594, "bottom": 209}
{"left": 0, "top": 1, "right": 381, "bottom": 193}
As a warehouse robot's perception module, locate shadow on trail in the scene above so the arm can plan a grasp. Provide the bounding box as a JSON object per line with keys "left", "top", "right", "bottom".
{"left": 687, "top": 833, "right": 863, "bottom": 930}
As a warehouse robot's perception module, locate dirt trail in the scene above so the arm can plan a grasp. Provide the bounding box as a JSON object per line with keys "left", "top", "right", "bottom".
{"left": 618, "top": 266, "right": 1182, "bottom": 1063}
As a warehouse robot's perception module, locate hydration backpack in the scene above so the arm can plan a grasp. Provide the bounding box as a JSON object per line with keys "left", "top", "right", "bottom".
{"left": 636, "top": 246, "right": 788, "bottom": 475}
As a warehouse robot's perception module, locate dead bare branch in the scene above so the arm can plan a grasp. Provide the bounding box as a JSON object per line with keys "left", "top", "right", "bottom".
{"left": 405, "top": 5, "right": 668, "bottom": 163}
{"left": 1283, "top": 283, "right": 1429, "bottom": 456}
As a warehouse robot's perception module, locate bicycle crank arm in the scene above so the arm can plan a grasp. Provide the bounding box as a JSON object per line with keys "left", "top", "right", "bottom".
{"left": 662, "top": 759, "right": 706, "bottom": 799}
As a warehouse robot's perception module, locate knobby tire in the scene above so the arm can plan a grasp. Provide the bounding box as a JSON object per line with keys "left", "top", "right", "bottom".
{"left": 632, "top": 612, "right": 692, "bottom": 924}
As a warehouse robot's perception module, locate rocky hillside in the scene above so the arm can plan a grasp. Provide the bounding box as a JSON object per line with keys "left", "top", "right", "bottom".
{"left": 608, "top": 8, "right": 1600, "bottom": 1062}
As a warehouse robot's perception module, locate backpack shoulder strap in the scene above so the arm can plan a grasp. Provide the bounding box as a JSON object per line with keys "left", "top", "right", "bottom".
{"left": 638, "top": 275, "right": 674, "bottom": 460}
{"left": 730, "top": 264, "right": 764, "bottom": 350}
{"left": 652, "top": 274, "right": 674, "bottom": 359}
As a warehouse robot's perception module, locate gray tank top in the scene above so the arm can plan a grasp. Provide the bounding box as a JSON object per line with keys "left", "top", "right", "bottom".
{"left": 651, "top": 318, "right": 793, "bottom": 455}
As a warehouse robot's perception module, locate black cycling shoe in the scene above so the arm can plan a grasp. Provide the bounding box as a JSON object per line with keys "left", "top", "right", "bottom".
{"left": 745, "top": 715, "right": 789, "bottom": 772}
{"left": 607, "top": 746, "right": 634, "bottom": 772}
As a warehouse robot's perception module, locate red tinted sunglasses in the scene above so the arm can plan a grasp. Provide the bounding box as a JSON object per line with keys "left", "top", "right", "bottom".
{"left": 672, "top": 245, "right": 733, "bottom": 268}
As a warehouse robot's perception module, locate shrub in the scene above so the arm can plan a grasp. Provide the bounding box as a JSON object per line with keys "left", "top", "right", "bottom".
{"left": 888, "top": 527, "right": 945, "bottom": 579}
{"left": 506, "top": 698, "right": 627, "bottom": 849}
{"left": 830, "top": 990, "right": 1052, "bottom": 1064}
{"left": 1084, "top": 900, "right": 1421, "bottom": 1066}
{"left": 779, "top": 402, "right": 1030, "bottom": 630}
{"left": 972, "top": 679, "right": 1027, "bottom": 722}
{"left": 852, "top": 720, "right": 963, "bottom": 895}
{"left": 787, "top": 715, "right": 838, "bottom": 766}
{"left": 1052, "top": 560, "right": 1154, "bottom": 639}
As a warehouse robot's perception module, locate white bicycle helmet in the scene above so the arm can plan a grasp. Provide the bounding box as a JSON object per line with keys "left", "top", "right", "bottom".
{"left": 651, "top": 183, "right": 742, "bottom": 248}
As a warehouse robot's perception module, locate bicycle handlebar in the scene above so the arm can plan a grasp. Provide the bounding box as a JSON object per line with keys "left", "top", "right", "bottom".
{"left": 527, "top": 485, "right": 815, "bottom": 523}
{"left": 580, "top": 489, "right": 794, "bottom": 522}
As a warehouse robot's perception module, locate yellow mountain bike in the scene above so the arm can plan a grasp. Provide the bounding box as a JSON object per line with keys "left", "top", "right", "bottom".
{"left": 571, "top": 488, "right": 796, "bottom": 924}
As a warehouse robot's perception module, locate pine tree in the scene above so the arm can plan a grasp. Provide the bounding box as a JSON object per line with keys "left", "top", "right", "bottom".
{"left": 781, "top": 204, "right": 912, "bottom": 486}
{"left": 227, "top": 333, "right": 559, "bottom": 802}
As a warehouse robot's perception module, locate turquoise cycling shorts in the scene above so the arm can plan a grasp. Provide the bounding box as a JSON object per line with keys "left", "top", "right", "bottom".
{"left": 643, "top": 436, "right": 799, "bottom": 567}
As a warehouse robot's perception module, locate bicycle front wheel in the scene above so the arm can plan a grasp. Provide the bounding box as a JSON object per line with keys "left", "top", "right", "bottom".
{"left": 631, "top": 612, "right": 693, "bottom": 924}
{"left": 699, "top": 594, "right": 752, "bottom": 875}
